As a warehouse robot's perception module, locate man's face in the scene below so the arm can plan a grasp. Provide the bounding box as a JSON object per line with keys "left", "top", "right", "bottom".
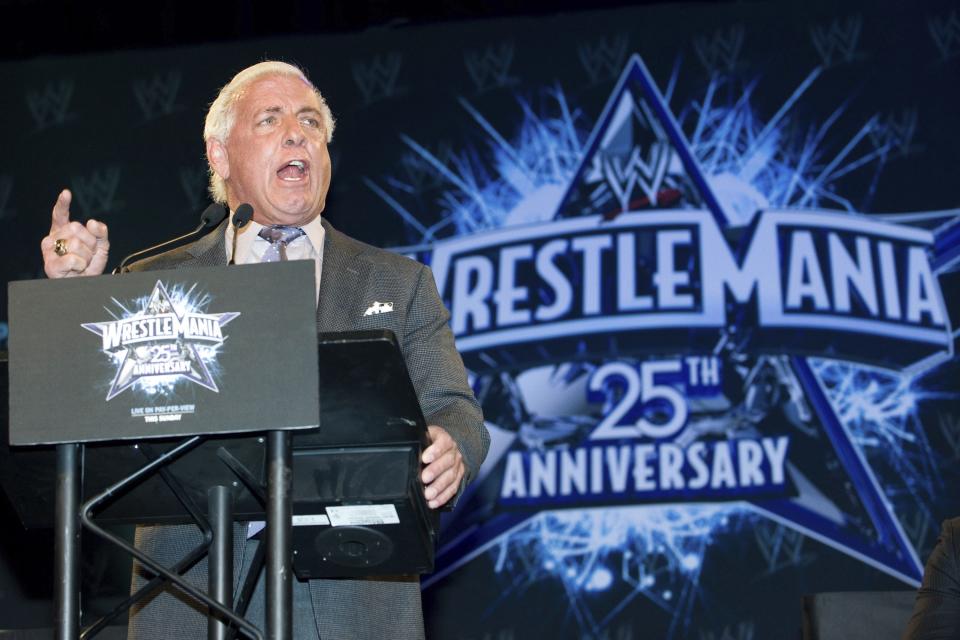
{"left": 213, "top": 74, "right": 332, "bottom": 227}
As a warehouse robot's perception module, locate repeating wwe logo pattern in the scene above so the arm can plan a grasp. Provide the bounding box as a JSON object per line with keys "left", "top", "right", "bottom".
{"left": 464, "top": 42, "right": 519, "bottom": 92}
{"left": 71, "top": 167, "right": 122, "bottom": 214}
{"left": 754, "top": 521, "right": 811, "bottom": 574}
{"left": 928, "top": 10, "right": 960, "bottom": 60}
{"left": 0, "top": 176, "right": 14, "bottom": 219}
{"left": 133, "top": 71, "right": 183, "bottom": 120}
{"left": 809, "top": 15, "right": 864, "bottom": 66}
{"left": 699, "top": 622, "right": 755, "bottom": 640}
{"left": 179, "top": 166, "right": 208, "bottom": 209}
{"left": 352, "top": 53, "right": 405, "bottom": 105}
{"left": 26, "top": 79, "right": 76, "bottom": 131}
{"left": 578, "top": 35, "right": 628, "bottom": 83}
{"left": 401, "top": 140, "right": 455, "bottom": 193}
{"left": 693, "top": 24, "right": 745, "bottom": 73}
{"left": 869, "top": 109, "right": 919, "bottom": 158}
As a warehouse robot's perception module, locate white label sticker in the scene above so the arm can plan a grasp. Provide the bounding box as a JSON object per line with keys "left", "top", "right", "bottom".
{"left": 246, "top": 513, "right": 331, "bottom": 538}
{"left": 292, "top": 514, "right": 330, "bottom": 526}
{"left": 326, "top": 504, "right": 400, "bottom": 526}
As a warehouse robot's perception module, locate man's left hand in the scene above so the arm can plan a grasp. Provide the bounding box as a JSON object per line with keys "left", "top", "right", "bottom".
{"left": 421, "top": 425, "right": 465, "bottom": 509}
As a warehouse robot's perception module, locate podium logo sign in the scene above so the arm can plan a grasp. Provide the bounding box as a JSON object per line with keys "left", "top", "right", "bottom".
{"left": 81, "top": 280, "right": 240, "bottom": 401}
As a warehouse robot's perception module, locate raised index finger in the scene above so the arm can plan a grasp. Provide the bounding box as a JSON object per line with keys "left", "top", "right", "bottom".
{"left": 50, "top": 189, "right": 72, "bottom": 234}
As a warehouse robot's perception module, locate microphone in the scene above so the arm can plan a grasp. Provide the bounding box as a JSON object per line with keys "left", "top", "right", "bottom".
{"left": 229, "top": 203, "right": 254, "bottom": 265}
{"left": 233, "top": 203, "right": 254, "bottom": 229}
{"left": 113, "top": 203, "right": 227, "bottom": 274}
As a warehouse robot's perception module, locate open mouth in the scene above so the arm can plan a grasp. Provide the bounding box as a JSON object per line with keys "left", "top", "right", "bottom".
{"left": 277, "top": 159, "right": 308, "bottom": 182}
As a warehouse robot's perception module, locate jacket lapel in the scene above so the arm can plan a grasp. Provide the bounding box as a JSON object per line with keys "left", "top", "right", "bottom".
{"left": 316, "top": 218, "right": 372, "bottom": 331}
{"left": 186, "top": 220, "right": 229, "bottom": 268}
{"left": 182, "top": 218, "right": 365, "bottom": 330}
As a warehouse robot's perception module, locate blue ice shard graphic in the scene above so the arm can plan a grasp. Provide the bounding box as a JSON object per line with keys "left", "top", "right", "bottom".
{"left": 427, "top": 54, "right": 932, "bottom": 592}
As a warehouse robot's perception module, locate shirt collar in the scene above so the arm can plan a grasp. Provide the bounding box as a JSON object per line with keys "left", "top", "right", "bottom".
{"left": 225, "top": 211, "right": 326, "bottom": 263}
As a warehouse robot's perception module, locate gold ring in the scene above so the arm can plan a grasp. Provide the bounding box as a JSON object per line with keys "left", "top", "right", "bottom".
{"left": 54, "top": 238, "right": 68, "bottom": 256}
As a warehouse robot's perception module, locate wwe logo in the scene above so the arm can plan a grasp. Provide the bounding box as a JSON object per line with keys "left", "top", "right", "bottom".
{"left": 938, "top": 412, "right": 960, "bottom": 459}
{"left": 464, "top": 43, "right": 518, "bottom": 93}
{"left": 133, "top": 71, "right": 182, "bottom": 120}
{"left": 26, "top": 79, "right": 76, "bottom": 131}
{"left": 693, "top": 24, "right": 745, "bottom": 73}
{"left": 179, "top": 166, "right": 208, "bottom": 209}
{"left": 809, "top": 15, "right": 863, "bottom": 66}
{"left": 699, "top": 622, "right": 755, "bottom": 640}
{"left": 0, "top": 176, "right": 14, "bottom": 219}
{"left": 577, "top": 35, "right": 628, "bottom": 84}
{"left": 600, "top": 143, "right": 671, "bottom": 213}
{"left": 400, "top": 140, "right": 455, "bottom": 193}
{"left": 868, "top": 109, "right": 919, "bottom": 158}
{"left": 71, "top": 167, "right": 122, "bottom": 214}
{"left": 754, "top": 521, "right": 810, "bottom": 573}
{"left": 928, "top": 10, "right": 960, "bottom": 60}
{"left": 352, "top": 53, "right": 405, "bottom": 105}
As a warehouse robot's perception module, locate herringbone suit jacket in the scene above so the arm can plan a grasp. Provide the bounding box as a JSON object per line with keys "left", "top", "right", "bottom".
{"left": 124, "top": 217, "right": 488, "bottom": 639}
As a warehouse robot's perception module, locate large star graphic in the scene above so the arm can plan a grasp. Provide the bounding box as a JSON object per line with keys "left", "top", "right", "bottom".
{"left": 425, "top": 55, "right": 959, "bottom": 598}
{"left": 82, "top": 280, "right": 240, "bottom": 400}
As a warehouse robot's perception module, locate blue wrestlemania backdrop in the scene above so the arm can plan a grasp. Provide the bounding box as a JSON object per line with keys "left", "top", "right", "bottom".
{"left": 1, "top": 0, "right": 959, "bottom": 637}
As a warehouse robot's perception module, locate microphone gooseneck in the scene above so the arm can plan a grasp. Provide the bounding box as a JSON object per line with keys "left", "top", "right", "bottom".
{"left": 229, "top": 203, "right": 255, "bottom": 265}
{"left": 113, "top": 203, "right": 227, "bottom": 274}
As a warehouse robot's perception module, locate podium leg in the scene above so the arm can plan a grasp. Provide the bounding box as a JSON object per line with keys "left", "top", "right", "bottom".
{"left": 208, "top": 485, "right": 234, "bottom": 640}
{"left": 55, "top": 443, "right": 81, "bottom": 640}
{"left": 266, "top": 431, "right": 292, "bottom": 640}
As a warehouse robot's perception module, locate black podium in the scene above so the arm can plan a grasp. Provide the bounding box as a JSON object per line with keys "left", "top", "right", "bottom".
{"left": 3, "top": 262, "right": 438, "bottom": 640}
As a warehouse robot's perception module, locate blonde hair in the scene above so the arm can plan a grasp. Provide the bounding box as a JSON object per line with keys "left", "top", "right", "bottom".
{"left": 203, "top": 61, "right": 336, "bottom": 203}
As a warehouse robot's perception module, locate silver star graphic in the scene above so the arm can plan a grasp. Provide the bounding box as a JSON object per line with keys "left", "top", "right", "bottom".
{"left": 82, "top": 280, "right": 240, "bottom": 400}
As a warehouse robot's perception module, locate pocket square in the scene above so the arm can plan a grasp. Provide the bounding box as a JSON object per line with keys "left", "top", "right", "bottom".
{"left": 364, "top": 301, "right": 394, "bottom": 316}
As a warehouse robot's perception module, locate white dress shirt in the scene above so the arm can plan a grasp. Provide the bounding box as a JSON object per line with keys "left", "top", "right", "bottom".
{"left": 224, "top": 211, "right": 326, "bottom": 303}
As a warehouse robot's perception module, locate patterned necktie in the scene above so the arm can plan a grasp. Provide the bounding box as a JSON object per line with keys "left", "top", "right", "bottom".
{"left": 258, "top": 225, "right": 306, "bottom": 262}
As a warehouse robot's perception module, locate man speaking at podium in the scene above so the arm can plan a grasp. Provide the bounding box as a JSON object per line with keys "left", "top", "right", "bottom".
{"left": 39, "top": 61, "right": 489, "bottom": 639}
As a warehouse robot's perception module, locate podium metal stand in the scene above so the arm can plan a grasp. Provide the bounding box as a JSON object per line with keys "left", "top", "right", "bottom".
{"left": 3, "top": 264, "right": 439, "bottom": 640}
